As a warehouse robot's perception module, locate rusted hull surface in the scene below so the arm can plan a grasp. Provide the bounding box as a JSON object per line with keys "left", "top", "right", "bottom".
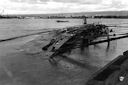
{"left": 41, "top": 24, "right": 109, "bottom": 59}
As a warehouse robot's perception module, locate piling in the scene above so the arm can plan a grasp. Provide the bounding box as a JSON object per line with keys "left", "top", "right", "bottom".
{"left": 83, "top": 17, "right": 87, "bottom": 24}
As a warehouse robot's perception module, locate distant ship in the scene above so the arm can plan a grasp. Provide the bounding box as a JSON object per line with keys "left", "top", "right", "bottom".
{"left": 56, "top": 20, "right": 69, "bottom": 23}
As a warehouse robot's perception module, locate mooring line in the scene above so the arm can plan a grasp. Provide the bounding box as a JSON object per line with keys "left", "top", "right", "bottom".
{"left": 0, "top": 30, "right": 51, "bottom": 42}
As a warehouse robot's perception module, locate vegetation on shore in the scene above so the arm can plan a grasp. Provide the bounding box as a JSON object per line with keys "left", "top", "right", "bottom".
{"left": 0, "top": 15, "right": 23, "bottom": 19}
{"left": 1, "top": 11, "right": 128, "bottom": 19}
{"left": 93, "top": 15, "right": 128, "bottom": 19}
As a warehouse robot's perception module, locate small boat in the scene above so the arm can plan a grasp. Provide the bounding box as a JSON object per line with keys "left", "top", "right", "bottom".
{"left": 86, "top": 50, "right": 128, "bottom": 85}
{"left": 56, "top": 20, "right": 69, "bottom": 23}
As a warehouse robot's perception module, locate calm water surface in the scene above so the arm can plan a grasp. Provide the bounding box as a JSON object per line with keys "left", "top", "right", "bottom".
{"left": 1, "top": 18, "right": 128, "bottom": 67}
{"left": 85, "top": 19, "right": 128, "bottom": 66}
{"left": 0, "top": 19, "right": 83, "bottom": 39}
{"left": 0, "top": 18, "right": 128, "bottom": 85}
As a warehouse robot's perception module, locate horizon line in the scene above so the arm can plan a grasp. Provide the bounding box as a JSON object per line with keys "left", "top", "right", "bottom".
{"left": 3, "top": 10, "right": 128, "bottom": 15}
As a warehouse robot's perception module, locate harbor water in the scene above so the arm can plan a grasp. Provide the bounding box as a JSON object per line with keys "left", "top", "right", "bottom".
{"left": 0, "top": 18, "right": 128, "bottom": 85}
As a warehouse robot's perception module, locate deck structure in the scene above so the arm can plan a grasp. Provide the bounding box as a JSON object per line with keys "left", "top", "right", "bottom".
{"left": 41, "top": 24, "right": 109, "bottom": 62}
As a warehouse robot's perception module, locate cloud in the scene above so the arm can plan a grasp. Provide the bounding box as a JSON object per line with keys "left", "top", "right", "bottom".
{"left": 0, "top": 0, "right": 128, "bottom": 14}
{"left": 9, "top": 0, "right": 103, "bottom": 5}
{"left": 10, "top": 0, "right": 49, "bottom": 4}
{"left": 98, "top": 0, "right": 128, "bottom": 11}
{"left": 53, "top": 0, "right": 102, "bottom": 4}
{"left": 111, "top": 0, "right": 127, "bottom": 9}
{"left": 0, "top": 1, "right": 73, "bottom": 14}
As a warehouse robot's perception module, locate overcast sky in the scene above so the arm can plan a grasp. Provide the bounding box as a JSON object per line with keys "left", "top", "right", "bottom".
{"left": 0, "top": 0, "right": 128, "bottom": 14}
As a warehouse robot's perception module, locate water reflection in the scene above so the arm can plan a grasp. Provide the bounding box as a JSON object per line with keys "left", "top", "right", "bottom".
{"left": 59, "top": 55, "right": 95, "bottom": 70}
{"left": 61, "top": 39, "right": 118, "bottom": 68}
{"left": 47, "top": 38, "right": 118, "bottom": 85}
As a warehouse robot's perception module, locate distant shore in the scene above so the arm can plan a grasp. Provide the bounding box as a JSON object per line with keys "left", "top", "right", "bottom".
{"left": 2, "top": 15, "right": 128, "bottom": 19}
